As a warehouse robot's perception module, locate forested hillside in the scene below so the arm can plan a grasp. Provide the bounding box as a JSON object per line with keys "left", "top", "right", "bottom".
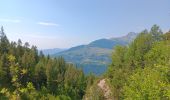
{"left": 0, "top": 26, "right": 92, "bottom": 99}
{"left": 0, "top": 25, "right": 170, "bottom": 100}
{"left": 53, "top": 32, "right": 137, "bottom": 75}
{"left": 84, "top": 25, "right": 170, "bottom": 99}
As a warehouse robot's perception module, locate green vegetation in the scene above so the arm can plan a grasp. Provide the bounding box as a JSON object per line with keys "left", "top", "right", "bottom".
{"left": 0, "top": 26, "right": 88, "bottom": 99}
{"left": 84, "top": 25, "right": 170, "bottom": 100}
{"left": 105, "top": 25, "right": 170, "bottom": 99}
{"left": 53, "top": 32, "right": 137, "bottom": 75}
{"left": 0, "top": 25, "right": 170, "bottom": 100}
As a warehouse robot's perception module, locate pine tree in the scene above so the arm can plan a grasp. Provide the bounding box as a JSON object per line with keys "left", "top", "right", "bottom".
{"left": 0, "top": 26, "right": 9, "bottom": 53}
{"left": 150, "top": 24, "right": 163, "bottom": 41}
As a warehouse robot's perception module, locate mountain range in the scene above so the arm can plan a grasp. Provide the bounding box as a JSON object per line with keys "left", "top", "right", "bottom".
{"left": 40, "top": 48, "right": 66, "bottom": 55}
{"left": 44, "top": 32, "right": 138, "bottom": 75}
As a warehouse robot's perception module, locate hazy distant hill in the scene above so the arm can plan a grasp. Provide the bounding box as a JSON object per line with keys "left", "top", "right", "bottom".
{"left": 41, "top": 48, "right": 66, "bottom": 55}
{"left": 53, "top": 32, "right": 138, "bottom": 75}
{"left": 111, "top": 32, "right": 138, "bottom": 43}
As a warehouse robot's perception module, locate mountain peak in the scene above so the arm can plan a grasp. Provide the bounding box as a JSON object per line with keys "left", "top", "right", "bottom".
{"left": 110, "top": 32, "right": 137, "bottom": 43}
{"left": 126, "top": 32, "right": 138, "bottom": 37}
{"left": 53, "top": 32, "right": 138, "bottom": 75}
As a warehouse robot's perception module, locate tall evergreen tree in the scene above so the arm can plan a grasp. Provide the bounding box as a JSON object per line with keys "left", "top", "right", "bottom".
{"left": 150, "top": 24, "right": 163, "bottom": 41}
{"left": 0, "top": 26, "right": 9, "bottom": 53}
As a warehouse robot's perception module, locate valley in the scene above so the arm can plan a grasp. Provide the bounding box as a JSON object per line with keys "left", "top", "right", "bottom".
{"left": 48, "top": 32, "right": 137, "bottom": 75}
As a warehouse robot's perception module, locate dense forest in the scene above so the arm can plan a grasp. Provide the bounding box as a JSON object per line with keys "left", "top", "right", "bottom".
{"left": 0, "top": 26, "right": 94, "bottom": 99}
{"left": 0, "top": 25, "right": 170, "bottom": 100}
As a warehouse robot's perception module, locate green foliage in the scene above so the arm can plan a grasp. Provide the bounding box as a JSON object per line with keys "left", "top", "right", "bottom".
{"left": 121, "top": 34, "right": 170, "bottom": 99}
{"left": 126, "top": 31, "right": 152, "bottom": 69}
{"left": 83, "top": 82, "right": 105, "bottom": 100}
{"left": 64, "top": 65, "right": 86, "bottom": 99}
{"left": 123, "top": 65, "right": 170, "bottom": 99}
{"left": 46, "top": 57, "right": 66, "bottom": 94}
{"left": 150, "top": 24, "right": 163, "bottom": 41}
{"left": 34, "top": 58, "right": 47, "bottom": 90}
{"left": 0, "top": 26, "right": 88, "bottom": 99}
{"left": 107, "top": 46, "right": 129, "bottom": 98}
{"left": 106, "top": 25, "right": 170, "bottom": 99}
{"left": 145, "top": 40, "right": 170, "bottom": 66}
{"left": 0, "top": 26, "right": 9, "bottom": 53}
{"left": 0, "top": 25, "right": 169, "bottom": 99}
{"left": 163, "top": 31, "right": 170, "bottom": 40}
{"left": 53, "top": 32, "right": 137, "bottom": 75}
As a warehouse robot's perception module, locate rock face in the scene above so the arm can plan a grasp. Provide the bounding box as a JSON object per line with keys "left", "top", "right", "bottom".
{"left": 83, "top": 78, "right": 114, "bottom": 100}
{"left": 97, "top": 79, "right": 113, "bottom": 100}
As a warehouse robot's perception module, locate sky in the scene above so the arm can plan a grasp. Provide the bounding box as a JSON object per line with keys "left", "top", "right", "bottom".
{"left": 0, "top": 0, "right": 170, "bottom": 49}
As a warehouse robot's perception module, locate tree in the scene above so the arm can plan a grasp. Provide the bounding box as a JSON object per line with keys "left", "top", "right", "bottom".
{"left": 34, "top": 58, "right": 47, "bottom": 90}
{"left": 145, "top": 40, "right": 170, "bottom": 67}
{"left": 106, "top": 25, "right": 167, "bottom": 99}
{"left": 107, "top": 46, "right": 129, "bottom": 98}
{"left": 0, "top": 57, "right": 7, "bottom": 88}
{"left": 0, "top": 27, "right": 88, "bottom": 99}
{"left": 123, "top": 65, "right": 170, "bottom": 99}
{"left": 150, "top": 24, "right": 163, "bottom": 41}
{"left": 24, "top": 42, "right": 30, "bottom": 49}
{"left": 0, "top": 26, "right": 9, "bottom": 53}
{"left": 126, "top": 31, "right": 152, "bottom": 69}
{"left": 64, "top": 64, "right": 86, "bottom": 99}
{"left": 163, "top": 31, "right": 170, "bottom": 40}
{"left": 46, "top": 58, "right": 65, "bottom": 94}
{"left": 0, "top": 53, "right": 11, "bottom": 87}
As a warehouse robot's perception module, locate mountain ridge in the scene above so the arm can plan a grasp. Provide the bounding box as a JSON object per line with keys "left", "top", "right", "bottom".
{"left": 41, "top": 48, "right": 67, "bottom": 55}
{"left": 52, "top": 32, "right": 138, "bottom": 75}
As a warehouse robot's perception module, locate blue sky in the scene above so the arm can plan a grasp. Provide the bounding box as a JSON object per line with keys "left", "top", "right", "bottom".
{"left": 0, "top": 0, "right": 170, "bottom": 49}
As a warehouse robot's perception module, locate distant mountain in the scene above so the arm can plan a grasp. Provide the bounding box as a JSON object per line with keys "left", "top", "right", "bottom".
{"left": 40, "top": 48, "right": 67, "bottom": 55}
{"left": 88, "top": 38, "right": 127, "bottom": 49}
{"left": 53, "top": 32, "right": 138, "bottom": 75}
{"left": 111, "top": 32, "right": 138, "bottom": 43}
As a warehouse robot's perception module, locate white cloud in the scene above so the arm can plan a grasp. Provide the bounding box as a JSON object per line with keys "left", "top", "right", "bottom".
{"left": 0, "top": 18, "right": 21, "bottom": 23}
{"left": 37, "top": 22, "right": 59, "bottom": 26}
